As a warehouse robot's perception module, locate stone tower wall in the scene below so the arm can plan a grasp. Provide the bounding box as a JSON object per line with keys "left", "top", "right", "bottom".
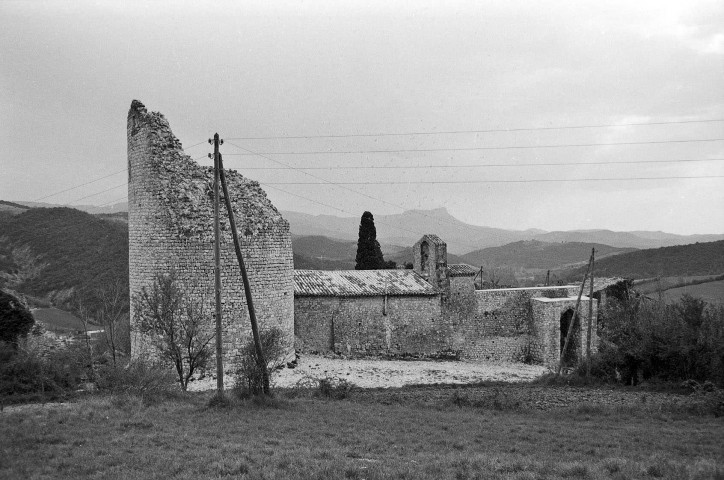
{"left": 127, "top": 100, "right": 294, "bottom": 375}
{"left": 412, "top": 235, "right": 449, "bottom": 294}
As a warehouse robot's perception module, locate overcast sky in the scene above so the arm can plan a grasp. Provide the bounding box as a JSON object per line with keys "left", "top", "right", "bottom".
{"left": 1, "top": 0, "right": 723, "bottom": 235}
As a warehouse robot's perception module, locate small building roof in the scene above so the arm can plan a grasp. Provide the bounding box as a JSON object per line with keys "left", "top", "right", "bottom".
{"left": 294, "top": 269, "right": 439, "bottom": 297}
{"left": 448, "top": 264, "right": 478, "bottom": 277}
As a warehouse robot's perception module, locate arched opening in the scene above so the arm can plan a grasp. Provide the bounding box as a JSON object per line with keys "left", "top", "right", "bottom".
{"left": 559, "top": 308, "right": 580, "bottom": 366}
{"left": 420, "top": 241, "right": 429, "bottom": 275}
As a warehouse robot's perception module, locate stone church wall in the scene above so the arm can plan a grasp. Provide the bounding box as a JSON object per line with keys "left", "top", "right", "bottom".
{"left": 294, "top": 295, "right": 448, "bottom": 358}
{"left": 127, "top": 100, "right": 294, "bottom": 374}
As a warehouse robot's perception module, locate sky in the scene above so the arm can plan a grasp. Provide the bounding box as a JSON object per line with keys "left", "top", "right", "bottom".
{"left": 1, "top": 0, "right": 723, "bottom": 235}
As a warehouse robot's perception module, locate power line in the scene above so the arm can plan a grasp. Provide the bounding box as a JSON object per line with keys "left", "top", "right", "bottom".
{"left": 261, "top": 175, "right": 724, "bottom": 185}
{"left": 98, "top": 196, "right": 128, "bottom": 208}
{"left": 31, "top": 153, "right": 209, "bottom": 205}
{"left": 224, "top": 157, "right": 724, "bottom": 170}
{"left": 222, "top": 138, "right": 724, "bottom": 155}
{"left": 226, "top": 118, "right": 724, "bottom": 140}
{"left": 32, "top": 168, "right": 128, "bottom": 202}
{"left": 68, "top": 182, "right": 128, "bottom": 205}
{"left": 224, "top": 141, "right": 485, "bottom": 250}
{"left": 182, "top": 141, "right": 209, "bottom": 152}
{"left": 261, "top": 182, "right": 477, "bottom": 249}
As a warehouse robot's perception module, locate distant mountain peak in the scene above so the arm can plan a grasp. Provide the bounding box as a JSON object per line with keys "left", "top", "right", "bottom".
{"left": 403, "top": 206, "right": 450, "bottom": 217}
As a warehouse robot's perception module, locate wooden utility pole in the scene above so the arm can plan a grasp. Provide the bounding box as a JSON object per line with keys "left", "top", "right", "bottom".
{"left": 210, "top": 133, "right": 224, "bottom": 393}
{"left": 545, "top": 270, "right": 550, "bottom": 286}
{"left": 218, "top": 153, "right": 269, "bottom": 395}
{"left": 586, "top": 248, "right": 595, "bottom": 380}
{"left": 557, "top": 252, "right": 594, "bottom": 375}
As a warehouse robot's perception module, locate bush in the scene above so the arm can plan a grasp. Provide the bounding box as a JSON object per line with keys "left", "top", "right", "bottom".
{"left": 95, "top": 360, "right": 178, "bottom": 402}
{"left": 234, "top": 327, "right": 289, "bottom": 397}
{"left": 0, "top": 290, "right": 35, "bottom": 346}
{"left": 318, "top": 377, "right": 354, "bottom": 399}
{"left": 132, "top": 271, "right": 216, "bottom": 391}
{"left": 0, "top": 341, "right": 91, "bottom": 403}
{"left": 596, "top": 294, "right": 724, "bottom": 385}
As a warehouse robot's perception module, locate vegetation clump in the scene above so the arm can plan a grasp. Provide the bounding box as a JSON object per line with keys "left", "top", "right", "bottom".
{"left": 594, "top": 293, "right": 724, "bottom": 386}
{"left": 234, "top": 326, "right": 289, "bottom": 397}
{"left": 0, "top": 289, "right": 36, "bottom": 347}
{"left": 132, "top": 270, "right": 216, "bottom": 391}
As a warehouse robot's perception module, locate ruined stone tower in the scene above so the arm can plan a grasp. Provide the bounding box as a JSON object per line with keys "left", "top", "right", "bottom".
{"left": 127, "top": 100, "right": 294, "bottom": 372}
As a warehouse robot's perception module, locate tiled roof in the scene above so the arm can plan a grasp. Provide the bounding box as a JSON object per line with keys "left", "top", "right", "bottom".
{"left": 448, "top": 264, "right": 479, "bottom": 277}
{"left": 294, "top": 269, "right": 439, "bottom": 297}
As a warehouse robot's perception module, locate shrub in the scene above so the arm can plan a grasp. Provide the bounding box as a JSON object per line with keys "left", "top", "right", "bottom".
{"left": 234, "top": 326, "right": 289, "bottom": 397}
{"left": 597, "top": 295, "right": 724, "bottom": 385}
{"left": 207, "top": 392, "right": 232, "bottom": 409}
{"left": 95, "top": 360, "right": 177, "bottom": 402}
{"left": 132, "top": 270, "right": 216, "bottom": 391}
{"left": 0, "top": 341, "right": 91, "bottom": 402}
{"left": 0, "top": 290, "right": 35, "bottom": 347}
{"left": 318, "top": 377, "right": 354, "bottom": 399}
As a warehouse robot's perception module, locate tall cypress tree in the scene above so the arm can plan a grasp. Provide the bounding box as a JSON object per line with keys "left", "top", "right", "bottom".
{"left": 355, "top": 211, "right": 385, "bottom": 270}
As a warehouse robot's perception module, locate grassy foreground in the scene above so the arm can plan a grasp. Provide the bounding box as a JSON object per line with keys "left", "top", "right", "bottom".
{"left": 1, "top": 391, "right": 722, "bottom": 480}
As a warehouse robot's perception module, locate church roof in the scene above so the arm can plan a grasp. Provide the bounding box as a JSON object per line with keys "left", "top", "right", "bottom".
{"left": 294, "top": 269, "right": 439, "bottom": 297}
{"left": 448, "top": 264, "right": 479, "bottom": 277}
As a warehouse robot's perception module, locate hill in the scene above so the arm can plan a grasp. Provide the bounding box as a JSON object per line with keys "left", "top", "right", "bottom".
{"left": 385, "top": 247, "right": 465, "bottom": 268}
{"left": 282, "top": 208, "right": 724, "bottom": 254}
{"left": 533, "top": 229, "right": 723, "bottom": 250}
{"left": 293, "top": 253, "right": 354, "bottom": 270}
{"left": 283, "top": 208, "right": 541, "bottom": 254}
{"left": 562, "top": 240, "right": 724, "bottom": 280}
{"left": 460, "top": 241, "right": 636, "bottom": 271}
{"left": 14, "top": 200, "right": 129, "bottom": 215}
{"left": 10, "top": 202, "right": 724, "bottom": 254}
{"left": 292, "top": 235, "right": 409, "bottom": 270}
{"left": 0, "top": 207, "right": 129, "bottom": 316}
{"left": 0, "top": 200, "right": 31, "bottom": 215}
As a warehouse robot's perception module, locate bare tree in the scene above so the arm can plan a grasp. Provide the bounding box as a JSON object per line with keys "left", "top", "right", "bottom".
{"left": 94, "top": 280, "right": 129, "bottom": 366}
{"left": 132, "top": 270, "right": 215, "bottom": 391}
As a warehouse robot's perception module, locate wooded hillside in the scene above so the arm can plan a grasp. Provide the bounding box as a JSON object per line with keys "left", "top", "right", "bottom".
{"left": 563, "top": 240, "right": 724, "bottom": 280}
{"left": 0, "top": 207, "right": 128, "bottom": 315}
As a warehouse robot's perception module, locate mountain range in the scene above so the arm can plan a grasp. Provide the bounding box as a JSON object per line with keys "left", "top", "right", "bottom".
{"left": 281, "top": 208, "right": 724, "bottom": 254}
{"left": 10, "top": 201, "right": 723, "bottom": 254}
{"left": 1, "top": 203, "right": 722, "bottom": 311}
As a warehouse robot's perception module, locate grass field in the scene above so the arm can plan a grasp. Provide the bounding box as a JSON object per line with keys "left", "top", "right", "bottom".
{"left": 32, "top": 307, "right": 102, "bottom": 333}
{"left": 1, "top": 390, "right": 722, "bottom": 479}
{"left": 663, "top": 280, "right": 724, "bottom": 305}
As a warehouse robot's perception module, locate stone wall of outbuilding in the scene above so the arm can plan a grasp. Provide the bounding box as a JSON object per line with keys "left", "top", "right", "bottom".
{"left": 446, "top": 285, "right": 594, "bottom": 366}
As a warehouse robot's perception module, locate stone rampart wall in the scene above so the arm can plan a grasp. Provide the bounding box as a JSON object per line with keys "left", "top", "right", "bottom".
{"left": 448, "top": 286, "right": 580, "bottom": 363}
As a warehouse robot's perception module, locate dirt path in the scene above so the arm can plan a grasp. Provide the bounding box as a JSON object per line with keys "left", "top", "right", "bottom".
{"left": 188, "top": 355, "right": 548, "bottom": 391}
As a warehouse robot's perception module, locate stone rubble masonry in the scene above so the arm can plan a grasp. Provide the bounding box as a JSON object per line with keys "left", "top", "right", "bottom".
{"left": 531, "top": 296, "right": 598, "bottom": 368}
{"left": 127, "top": 100, "right": 294, "bottom": 375}
{"left": 447, "top": 285, "right": 597, "bottom": 366}
{"left": 413, "top": 235, "right": 449, "bottom": 296}
{"left": 294, "top": 295, "right": 449, "bottom": 358}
